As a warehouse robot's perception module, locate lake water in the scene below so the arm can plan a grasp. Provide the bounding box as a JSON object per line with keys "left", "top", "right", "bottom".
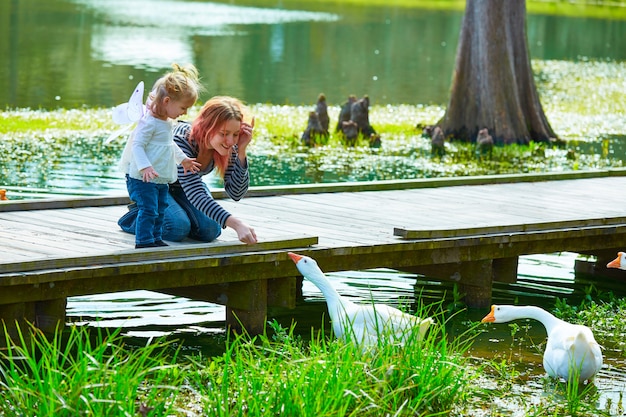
{"left": 67, "top": 252, "right": 626, "bottom": 343}
{"left": 2, "top": 0, "right": 626, "bottom": 109}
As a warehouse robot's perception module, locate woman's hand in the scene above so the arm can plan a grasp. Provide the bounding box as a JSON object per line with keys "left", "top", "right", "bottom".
{"left": 226, "top": 215, "right": 257, "bottom": 244}
{"left": 237, "top": 117, "right": 254, "bottom": 163}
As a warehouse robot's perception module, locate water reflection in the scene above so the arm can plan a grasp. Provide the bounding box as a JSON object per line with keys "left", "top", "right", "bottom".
{"left": 3, "top": 0, "right": 626, "bottom": 108}
{"left": 91, "top": 24, "right": 195, "bottom": 69}
{"left": 69, "top": 290, "right": 225, "bottom": 331}
{"left": 269, "top": 24, "right": 285, "bottom": 63}
{"left": 73, "top": 0, "right": 338, "bottom": 70}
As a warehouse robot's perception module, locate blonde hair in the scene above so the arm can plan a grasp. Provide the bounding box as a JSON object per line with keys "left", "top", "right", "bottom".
{"left": 190, "top": 96, "right": 246, "bottom": 177}
{"left": 148, "top": 63, "right": 201, "bottom": 119}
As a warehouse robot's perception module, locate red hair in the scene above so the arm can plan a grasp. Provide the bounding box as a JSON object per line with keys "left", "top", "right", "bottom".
{"left": 190, "top": 96, "right": 246, "bottom": 177}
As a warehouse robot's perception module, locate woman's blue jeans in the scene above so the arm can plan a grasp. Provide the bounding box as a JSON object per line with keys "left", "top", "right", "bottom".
{"left": 118, "top": 181, "right": 222, "bottom": 243}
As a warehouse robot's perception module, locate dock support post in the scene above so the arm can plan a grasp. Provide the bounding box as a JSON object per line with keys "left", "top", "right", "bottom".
{"left": 574, "top": 249, "right": 624, "bottom": 279}
{"left": 225, "top": 280, "right": 268, "bottom": 335}
{"left": 456, "top": 259, "right": 493, "bottom": 309}
{"left": 591, "top": 250, "right": 620, "bottom": 270}
{"left": 0, "top": 298, "right": 66, "bottom": 347}
{"left": 163, "top": 277, "right": 296, "bottom": 335}
{"left": 492, "top": 257, "right": 518, "bottom": 284}
{"left": 0, "top": 302, "right": 32, "bottom": 347}
{"left": 267, "top": 277, "right": 297, "bottom": 309}
{"left": 35, "top": 298, "right": 67, "bottom": 334}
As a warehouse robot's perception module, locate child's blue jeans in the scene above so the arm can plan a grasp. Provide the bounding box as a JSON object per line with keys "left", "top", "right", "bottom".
{"left": 118, "top": 180, "right": 222, "bottom": 243}
{"left": 125, "top": 175, "right": 168, "bottom": 246}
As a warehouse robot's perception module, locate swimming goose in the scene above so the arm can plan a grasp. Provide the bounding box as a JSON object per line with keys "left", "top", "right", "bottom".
{"left": 482, "top": 305, "right": 602, "bottom": 383}
{"left": 606, "top": 252, "right": 626, "bottom": 270}
{"left": 288, "top": 252, "right": 433, "bottom": 348}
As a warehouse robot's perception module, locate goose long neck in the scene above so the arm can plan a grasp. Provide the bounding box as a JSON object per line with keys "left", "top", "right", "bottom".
{"left": 306, "top": 270, "right": 345, "bottom": 307}
{"left": 513, "top": 306, "right": 561, "bottom": 333}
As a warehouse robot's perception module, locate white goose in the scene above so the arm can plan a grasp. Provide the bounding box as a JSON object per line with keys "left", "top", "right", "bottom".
{"left": 482, "top": 305, "right": 602, "bottom": 383}
{"left": 288, "top": 252, "right": 433, "bottom": 348}
{"left": 606, "top": 252, "right": 626, "bottom": 270}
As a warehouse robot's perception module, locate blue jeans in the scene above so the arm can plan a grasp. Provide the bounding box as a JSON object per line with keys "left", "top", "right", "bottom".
{"left": 125, "top": 175, "right": 169, "bottom": 246}
{"left": 118, "top": 182, "right": 222, "bottom": 242}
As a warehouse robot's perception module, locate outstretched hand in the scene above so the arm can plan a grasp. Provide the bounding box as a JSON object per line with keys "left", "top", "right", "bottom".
{"left": 226, "top": 216, "right": 257, "bottom": 244}
{"left": 181, "top": 157, "right": 201, "bottom": 174}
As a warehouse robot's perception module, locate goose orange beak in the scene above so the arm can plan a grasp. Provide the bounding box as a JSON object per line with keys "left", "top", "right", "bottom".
{"left": 607, "top": 252, "right": 623, "bottom": 269}
{"left": 288, "top": 252, "right": 302, "bottom": 264}
{"left": 481, "top": 305, "right": 496, "bottom": 323}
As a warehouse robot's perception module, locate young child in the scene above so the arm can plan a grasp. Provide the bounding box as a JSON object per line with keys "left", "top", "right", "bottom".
{"left": 120, "top": 63, "right": 201, "bottom": 249}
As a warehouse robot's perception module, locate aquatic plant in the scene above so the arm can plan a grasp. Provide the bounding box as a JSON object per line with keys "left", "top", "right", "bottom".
{"left": 553, "top": 288, "right": 626, "bottom": 357}
{"left": 0, "top": 306, "right": 478, "bottom": 417}
{"left": 0, "top": 296, "right": 621, "bottom": 416}
{"left": 181, "top": 308, "right": 479, "bottom": 416}
{"left": 1, "top": 55, "right": 625, "bottom": 199}
{"left": 0, "top": 323, "right": 183, "bottom": 416}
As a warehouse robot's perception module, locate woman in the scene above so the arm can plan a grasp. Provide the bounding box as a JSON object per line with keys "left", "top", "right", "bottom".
{"left": 118, "top": 96, "right": 257, "bottom": 245}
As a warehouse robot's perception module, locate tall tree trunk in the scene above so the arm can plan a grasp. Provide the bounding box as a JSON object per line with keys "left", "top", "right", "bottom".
{"left": 438, "top": 0, "right": 557, "bottom": 145}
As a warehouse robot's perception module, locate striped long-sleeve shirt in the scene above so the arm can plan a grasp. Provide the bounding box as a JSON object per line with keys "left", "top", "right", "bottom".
{"left": 172, "top": 121, "right": 249, "bottom": 228}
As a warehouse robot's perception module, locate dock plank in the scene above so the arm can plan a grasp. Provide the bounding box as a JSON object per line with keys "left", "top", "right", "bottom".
{"left": 0, "top": 235, "right": 319, "bottom": 276}
{"left": 2, "top": 175, "right": 626, "bottom": 264}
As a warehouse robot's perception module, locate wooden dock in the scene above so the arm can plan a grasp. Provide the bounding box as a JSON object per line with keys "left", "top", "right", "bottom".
{"left": 2, "top": 170, "right": 626, "bottom": 339}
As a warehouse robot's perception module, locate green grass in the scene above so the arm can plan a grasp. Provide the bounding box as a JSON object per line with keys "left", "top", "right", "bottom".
{"left": 553, "top": 286, "right": 626, "bottom": 357}
{"left": 178, "top": 310, "right": 480, "bottom": 416}
{"left": 0, "top": 108, "right": 113, "bottom": 135}
{"left": 0, "top": 304, "right": 481, "bottom": 416}
{"left": 0, "top": 323, "right": 183, "bottom": 416}
{"left": 1, "top": 293, "right": 623, "bottom": 416}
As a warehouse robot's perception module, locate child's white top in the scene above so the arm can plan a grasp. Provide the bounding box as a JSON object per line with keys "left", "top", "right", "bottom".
{"left": 120, "top": 114, "right": 187, "bottom": 184}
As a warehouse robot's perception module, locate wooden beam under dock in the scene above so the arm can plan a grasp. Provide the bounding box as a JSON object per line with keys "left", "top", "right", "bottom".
{"left": 2, "top": 171, "right": 626, "bottom": 337}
